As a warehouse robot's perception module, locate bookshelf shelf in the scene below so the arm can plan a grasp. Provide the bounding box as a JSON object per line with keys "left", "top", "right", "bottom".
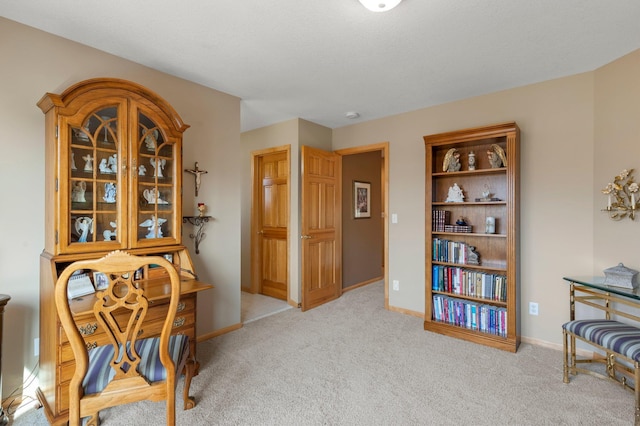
{"left": 424, "top": 122, "right": 520, "bottom": 352}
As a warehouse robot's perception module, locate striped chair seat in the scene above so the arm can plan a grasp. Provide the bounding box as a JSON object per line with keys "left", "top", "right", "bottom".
{"left": 83, "top": 334, "right": 190, "bottom": 394}
{"left": 563, "top": 319, "right": 640, "bottom": 362}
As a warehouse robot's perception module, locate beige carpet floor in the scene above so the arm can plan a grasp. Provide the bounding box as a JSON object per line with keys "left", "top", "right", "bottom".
{"left": 11, "top": 281, "right": 635, "bottom": 425}
{"left": 241, "top": 291, "right": 292, "bottom": 324}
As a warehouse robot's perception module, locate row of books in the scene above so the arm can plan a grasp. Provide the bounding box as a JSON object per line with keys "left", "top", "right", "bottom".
{"left": 432, "top": 210, "right": 451, "bottom": 232}
{"left": 432, "top": 237, "right": 475, "bottom": 264}
{"left": 443, "top": 224, "right": 472, "bottom": 233}
{"left": 432, "top": 295, "right": 508, "bottom": 337}
{"left": 432, "top": 265, "right": 507, "bottom": 301}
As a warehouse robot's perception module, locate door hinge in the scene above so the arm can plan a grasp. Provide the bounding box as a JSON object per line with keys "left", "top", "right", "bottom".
{"left": 55, "top": 125, "right": 58, "bottom": 139}
{"left": 55, "top": 230, "right": 58, "bottom": 244}
{"left": 55, "top": 178, "right": 58, "bottom": 192}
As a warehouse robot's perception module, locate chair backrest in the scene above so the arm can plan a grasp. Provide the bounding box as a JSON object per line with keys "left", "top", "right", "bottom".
{"left": 54, "top": 250, "right": 182, "bottom": 424}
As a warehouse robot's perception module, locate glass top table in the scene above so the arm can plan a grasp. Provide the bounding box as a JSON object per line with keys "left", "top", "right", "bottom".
{"left": 563, "top": 276, "right": 640, "bottom": 301}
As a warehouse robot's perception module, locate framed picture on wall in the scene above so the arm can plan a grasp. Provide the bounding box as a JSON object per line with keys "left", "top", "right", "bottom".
{"left": 353, "top": 181, "right": 371, "bottom": 219}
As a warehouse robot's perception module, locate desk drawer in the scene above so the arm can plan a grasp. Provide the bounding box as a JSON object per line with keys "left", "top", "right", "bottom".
{"left": 60, "top": 296, "right": 195, "bottom": 343}
{"left": 59, "top": 311, "right": 196, "bottom": 364}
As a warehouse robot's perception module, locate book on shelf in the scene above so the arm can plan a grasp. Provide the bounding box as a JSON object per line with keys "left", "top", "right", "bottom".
{"left": 431, "top": 265, "right": 507, "bottom": 301}
{"left": 432, "top": 238, "right": 471, "bottom": 264}
{"left": 444, "top": 224, "right": 472, "bottom": 233}
{"left": 432, "top": 210, "right": 450, "bottom": 232}
{"left": 432, "top": 294, "right": 508, "bottom": 337}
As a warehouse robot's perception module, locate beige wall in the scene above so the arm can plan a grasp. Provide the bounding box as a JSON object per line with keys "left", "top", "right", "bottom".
{"left": 332, "top": 70, "right": 598, "bottom": 346}
{"left": 0, "top": 17, "right": 241, "bottom": 400}
{"left": 593, "top": 50, "right": 640, "bottom": 272}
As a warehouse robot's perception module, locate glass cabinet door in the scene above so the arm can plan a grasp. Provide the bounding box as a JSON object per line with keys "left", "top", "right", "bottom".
{"left": 133, "top": 109, "right": 179, "bottom": 247}
{"left": 64, "top": 105, "right": 126, "bottom": 253}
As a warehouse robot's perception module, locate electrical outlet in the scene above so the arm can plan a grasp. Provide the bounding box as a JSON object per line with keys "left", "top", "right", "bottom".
{"left": 529, "top": 302, "right": 539, "bottom": 316}
{"left": 34, "top": 337, "right": 40, "bottom": 357}
{"left": 392, "top": 280, "right": 400, "bottom": 291}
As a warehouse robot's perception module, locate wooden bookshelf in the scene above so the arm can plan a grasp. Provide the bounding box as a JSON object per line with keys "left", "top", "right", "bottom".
{"left": 424, "top": 122, "right": 520, "bottom": 352}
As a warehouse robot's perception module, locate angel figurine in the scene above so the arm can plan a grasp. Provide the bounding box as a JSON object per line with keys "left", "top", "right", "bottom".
{"left": 150, "top": 157, "right": 166, "bottom": 178}
{"left": 487, "top": 144, "right": 507, "bottom": 168}
{"left": 140, "top": 215, "right": 167, "bottom": 239}
{"left": 108, "top": 154, "right": 118, "bottom": 173}
{"left": 98, "top": 158, "right": 110, "bottom": 174}
{"left": 103, "top": 182, "right": 117, "bottom": 203}
{"left": 144, "top": 129, "right": 159, "bottom": 152}
{"left": 442, "top": 148, "right": 461, "bottom": 172}
{"left": 82, "top": 154, "right": 93, "bottom": 172}
{"left": 103, "top": 220, "right": 117, "bottom": 241}
{"left": 71, "top": 181, "right": 87, "bottom": 203}
{"left": 75, "top": 216, "right": 93, "bottom": 243}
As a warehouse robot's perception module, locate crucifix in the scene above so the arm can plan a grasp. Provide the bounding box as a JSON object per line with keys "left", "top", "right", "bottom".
{"left": 184, "top": 162, "right": 208, "bottom": 196}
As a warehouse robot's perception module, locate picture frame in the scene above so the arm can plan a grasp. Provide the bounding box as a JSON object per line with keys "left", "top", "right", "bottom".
{"left": 92, "top": 271, "right": 109, "bottom": 291}
{"left": 353, "top": 181, "right": 371, "bottom": 219}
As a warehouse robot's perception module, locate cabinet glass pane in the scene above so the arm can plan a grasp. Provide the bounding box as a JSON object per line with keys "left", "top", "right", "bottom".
{"left": 137, "top": 112, "right": 174, "bottom": 241}
{"left": 69, "top": 106, "right": 120, "bottom": 245}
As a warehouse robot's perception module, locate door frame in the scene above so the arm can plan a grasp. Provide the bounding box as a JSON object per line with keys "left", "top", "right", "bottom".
{"left": 335, "top": 142, "right": 390, "bottom": 309}
{"left": 250, "top": 145, "right": 291, "bottom": 296}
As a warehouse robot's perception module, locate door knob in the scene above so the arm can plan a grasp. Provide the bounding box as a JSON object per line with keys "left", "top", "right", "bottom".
{"left": 300, "top": 235, "right": 312, "bottom": 239}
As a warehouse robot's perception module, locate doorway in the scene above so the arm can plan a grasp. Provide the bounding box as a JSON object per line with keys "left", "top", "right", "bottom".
{"left": 249, "top": 145, "right": 290, "bottom": 304}
{"left": 336, "top": 142, "right": 389, "bottom": 308}
{"left": 247, "top": 142, "right": 389, "bottom": 319}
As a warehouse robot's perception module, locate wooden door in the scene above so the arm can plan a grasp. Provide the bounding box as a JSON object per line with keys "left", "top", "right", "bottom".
{"left": 300, "top": 146, "right": 342, "bottom": 311}
{"left": 252, "top": 148, "right": 289, "bottom": 300}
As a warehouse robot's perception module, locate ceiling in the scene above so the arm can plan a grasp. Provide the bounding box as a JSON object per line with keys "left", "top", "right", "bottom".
{"left": 2, "top": 1, "right": 640, "bottom": 132}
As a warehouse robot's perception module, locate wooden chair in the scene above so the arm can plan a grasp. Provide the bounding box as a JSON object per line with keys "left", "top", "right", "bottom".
{"left": 54, "top": 250, "right": 196, "bottom": 426}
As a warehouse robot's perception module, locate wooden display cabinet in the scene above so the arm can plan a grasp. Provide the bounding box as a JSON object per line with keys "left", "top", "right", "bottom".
{"left": 36, "top": 79, "right": 213, "bottom": 425}
{"left": 423, "top": 122, "right": 520, "bottom": 352}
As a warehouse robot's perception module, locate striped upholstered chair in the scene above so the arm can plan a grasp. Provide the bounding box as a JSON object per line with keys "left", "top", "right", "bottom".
{"left": 55, "top": 250, "right": 196, "bottom": 426}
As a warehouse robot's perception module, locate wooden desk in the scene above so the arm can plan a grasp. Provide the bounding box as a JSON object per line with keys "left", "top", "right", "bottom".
{"left": 37, "top": 262, "right": 212, "bottom": 426}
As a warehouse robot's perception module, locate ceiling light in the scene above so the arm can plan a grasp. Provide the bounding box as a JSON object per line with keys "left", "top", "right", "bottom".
{"left": 345, "top": 111, "right": 360, "bottom": 119}
{"left": 358, "top": 0, "right": 402, "bottom": 12}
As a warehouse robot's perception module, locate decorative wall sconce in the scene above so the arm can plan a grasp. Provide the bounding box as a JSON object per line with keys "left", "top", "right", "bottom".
{"left": 602, "top": 168, "right": 638, "bottom": 220}
{"left": 183, "top": 203, "right": 211, "bottom": 254}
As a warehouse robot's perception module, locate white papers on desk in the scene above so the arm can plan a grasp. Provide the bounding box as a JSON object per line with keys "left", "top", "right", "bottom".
{"left": 67, "top": 272, "right": 95, "bottom": 299}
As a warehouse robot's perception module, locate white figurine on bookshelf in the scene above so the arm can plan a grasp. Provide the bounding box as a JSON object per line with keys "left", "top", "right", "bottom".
{"left": 446, "top": 183, "right": 464, "bottom": 202}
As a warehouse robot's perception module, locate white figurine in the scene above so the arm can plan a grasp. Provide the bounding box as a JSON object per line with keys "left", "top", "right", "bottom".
{"left": 150, "top": 157, "right": 166, "bottom": 178}
{"left": 144, "top": 129, "right": 159, "bottom": 151}
{"left": 82, "top": 154, "right": 93, "bottom": 172}
{"left": 446, "top": 183, "right": 465, "bottom": 203}
{"left": 71, "top": 181, "right": 86, "bottom": 203}
{"left": 140, "top": 215, "right": 167, "bottom": 239}
{"left": 71, "top": 152, "right": 77, "bottom": 171}
{"left": 98, "top": 158, "right": 110, "bottom": 174}
{"left": 138, "top": 164, "right": 147, "bottom": 176}
{"left": 143, "top": 187, "right": 168, "bottom": 205}
{"left": 103, "top": 220, "right": 117, "bottom": 241}
{"left": 108, "top": 154, "right": 118, "bottom": 173}
{"left": 103, "top": 182, "right": 117, "bottom": 203}
{"left": 75, "top": 216, "right": 93, "bottom": 243}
